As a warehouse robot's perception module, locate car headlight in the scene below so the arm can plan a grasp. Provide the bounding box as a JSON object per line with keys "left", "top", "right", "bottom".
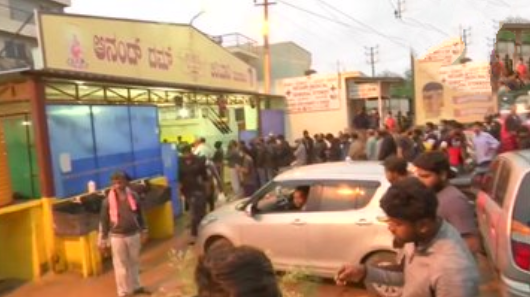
{"left": 200, "top": 215, "right": 218, "bottom": 227}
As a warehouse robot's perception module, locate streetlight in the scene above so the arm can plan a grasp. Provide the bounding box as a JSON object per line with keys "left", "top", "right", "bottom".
{"left": 189, "top": 10, "right": 205, "bottom": 26}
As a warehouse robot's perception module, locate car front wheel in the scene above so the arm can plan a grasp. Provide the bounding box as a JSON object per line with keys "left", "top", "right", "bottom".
{"left": 206, "top": 237, "right": 234, "bottom": 252}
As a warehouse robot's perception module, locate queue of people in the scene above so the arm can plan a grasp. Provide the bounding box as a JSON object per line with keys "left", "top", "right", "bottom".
{"left": 176, "top": 104, "right": 527, "bottom": 208}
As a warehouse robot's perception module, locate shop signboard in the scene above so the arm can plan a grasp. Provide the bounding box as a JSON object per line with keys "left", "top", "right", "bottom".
{"left": 347, "top": 82, "right": 380, "bottom": 99}
{"left": 414, "top": 38, "right": 495, "bottom": 124}
{"left": 276, "top": 74, "right": 341, "bottom": 114}
{"left": 36, "top": 13, "right": 257, "bottom": 92}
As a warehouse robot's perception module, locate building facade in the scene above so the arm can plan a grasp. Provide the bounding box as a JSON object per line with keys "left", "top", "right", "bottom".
{"left": 0, "top": 0, "right": 70, "bottom": 69}
{"left": 224, "top": 34, "right": 312, "bottom": 92}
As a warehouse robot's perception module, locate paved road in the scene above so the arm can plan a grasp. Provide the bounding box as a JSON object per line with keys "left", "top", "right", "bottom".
{"left": 3, "top": 219, "right": 501, "bottom": 297}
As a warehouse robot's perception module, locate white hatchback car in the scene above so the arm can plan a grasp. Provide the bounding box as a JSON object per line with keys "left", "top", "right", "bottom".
{"left": 197, "top": 161, "right": 398, "bottom": 292}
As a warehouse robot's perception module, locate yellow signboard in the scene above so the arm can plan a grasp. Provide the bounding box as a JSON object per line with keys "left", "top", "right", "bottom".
{"left": 414, "top": 38, "right": 495, "bottom": 124}
{"left": 37, "top": 13, "right": 257, "bottom": 92}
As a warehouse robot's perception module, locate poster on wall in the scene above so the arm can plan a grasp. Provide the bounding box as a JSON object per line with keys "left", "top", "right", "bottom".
{"left": 277, "top": 74, "right": 341, "bottom": 114}
{"left": 414, "top": 38, "right": 494, "bottom": 124}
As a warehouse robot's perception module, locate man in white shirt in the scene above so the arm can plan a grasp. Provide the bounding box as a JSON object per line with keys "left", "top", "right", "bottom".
{"left": 472, "top": 121, "right": 500, "bottom": 167}
{"left": 193, "top": 137, "right": 213, "bottom": 159}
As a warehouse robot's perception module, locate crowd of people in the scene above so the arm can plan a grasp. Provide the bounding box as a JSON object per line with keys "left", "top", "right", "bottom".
{"left": 94, "top": 103, "right": 530, "bottom": 297}
{"left": 491, "top": 53, "right": 529, "bottom": 96}
{"left": 176, "top": 102, "right": 529, "bottom": 207}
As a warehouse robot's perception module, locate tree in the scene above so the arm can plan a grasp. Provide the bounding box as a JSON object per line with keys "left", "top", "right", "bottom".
{"left": 378, "top": 70, "right": 401, "bottom": 77}
{"left": 504, "top": 16, "right": 530, "bottom": 23}
{"left": 390, "top": 70, "right": 413, "bottom": 99}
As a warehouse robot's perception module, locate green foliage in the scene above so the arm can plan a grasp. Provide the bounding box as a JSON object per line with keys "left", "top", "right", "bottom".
{"left": 278, "top": 267, "right": 322, "bottom": 297}
{"left": 264, "top": 249, "right": 321, "bottom": 297}
{"left": 390, "top": 70, "right": 413, "bottom": 99}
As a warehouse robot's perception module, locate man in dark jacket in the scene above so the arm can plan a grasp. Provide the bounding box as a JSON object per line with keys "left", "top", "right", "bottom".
{"left": 179, "top": 144, "right": 209, "bottom": 243}
{"left": 276, "top": 135, "right": 294, "bottom": 169}
{"left": 302, "top": 130, "right": 315, "bottom": 164}
{"left": 99, "top": 171, "right": 150, "bottom": 297}
{"left": 377, "top": 129, "right": 397, "bottom": 161}
{"left": 353, "top": 107, "right": 371, "bottom": 130}
{"left": 326, "top": 133, "right": 343, "bottom": 162}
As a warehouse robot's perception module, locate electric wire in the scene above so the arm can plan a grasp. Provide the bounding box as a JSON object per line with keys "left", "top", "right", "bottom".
{"left": 313, "top": 0, "right": 411, "bottom": 48}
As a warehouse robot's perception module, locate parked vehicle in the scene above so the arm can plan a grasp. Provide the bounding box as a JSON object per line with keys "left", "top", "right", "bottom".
{"left": 475, "top": 150, "right": 530, "bottom": 297}
{"left": 196, "top": 161, "right": 400, "bottom": 296}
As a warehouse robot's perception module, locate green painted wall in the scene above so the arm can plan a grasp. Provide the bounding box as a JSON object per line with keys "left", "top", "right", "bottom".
{"left": 2, "top": 116, "right": 40, "bottom": 199}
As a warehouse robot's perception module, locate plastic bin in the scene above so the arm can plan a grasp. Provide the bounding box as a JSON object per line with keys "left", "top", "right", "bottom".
{"left": 141, "top": 185, "right": 171, "bottom": 210}
{"left": 52, "top": 201, "right": 100, "bottom": 237}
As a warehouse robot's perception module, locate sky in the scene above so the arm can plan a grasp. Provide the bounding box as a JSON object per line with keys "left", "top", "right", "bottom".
{"left": 66, "top": 0, "right": 530, "bottom": 76}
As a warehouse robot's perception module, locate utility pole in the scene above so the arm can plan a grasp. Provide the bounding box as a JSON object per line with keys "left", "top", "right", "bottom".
{"left": 189, "top": 10, "right": 205, "bottom": 26}
{"left": 461, "top": 26, "right": 471, "bottom": 60}
{"left": 365, "top": 45, "right": 379, "bottom": 77}
{"left": 254, "top": 0, "right": 276, "bottom": 94}
{"left": 394, "top": 0, "right": 405, "bottom": 19}
{"left": 462, "top": 27, "right": 472, "bottom": 46}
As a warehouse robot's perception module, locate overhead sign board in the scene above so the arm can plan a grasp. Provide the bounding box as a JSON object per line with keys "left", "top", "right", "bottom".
{"left": 37, "top": 13, "right": 257, "bottom": 92}
{"left": 347, "top": 82, "right": 380, "bottom": 99}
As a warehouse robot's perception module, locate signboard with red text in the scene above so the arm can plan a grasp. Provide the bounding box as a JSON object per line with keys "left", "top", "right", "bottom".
{"left": 37, "top": 13, "right": 257, "bottom": 92}
{"left": 347, "top": 82, "right": 380, "bottom": 99}
{"left": 277, "top": 74, "right": 341, "bottom": 113}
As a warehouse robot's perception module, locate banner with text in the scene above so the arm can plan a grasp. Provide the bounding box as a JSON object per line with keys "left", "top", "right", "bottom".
{"left": 37, "top": 13, "right": 257, "bottom": 92}
{"left": 414, "top": 38, "right": 494, "bottom": 124}
{"left": 347, "top": 82, "right": 380, "bottom": 99}
{"left": 276, "top": 75, "right": 341, "bottom": 114}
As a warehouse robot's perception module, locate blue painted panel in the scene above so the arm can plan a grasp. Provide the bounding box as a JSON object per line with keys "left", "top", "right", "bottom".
{"left": 130, "top": 106, "right": 162, "bottom": 179}
{"left": 161, "top": 143, "right": 179, "bottom": 216}
{"left": 239, "top": 130, "right": 258, "bottom": 145}
{"left": 130, "top": 106, "right": 160, "bottom": 151}
{"left": 91, "top": 106, "right": 134, "bottom": 187}
{"left": 161, "top": 144, "right": 178, "bottom": 182}
{"left": 46, "top": 105, "right": 97, "bottom": 198}
{"left": 46, "top": 105, "right": 165, "bottom": 198}
{"left": 260, "top": 109, "right": 285, "bottom": 137}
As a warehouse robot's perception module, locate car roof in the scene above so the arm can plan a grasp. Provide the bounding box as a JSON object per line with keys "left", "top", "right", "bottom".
{"left": 274, "top": 161, "right": 387, "bottom": 182}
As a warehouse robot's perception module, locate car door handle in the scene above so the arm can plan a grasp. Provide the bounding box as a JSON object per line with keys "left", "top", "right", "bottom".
{"left": 291, "top": 219, "right": 306, "bottom": 226}
{"left": 356, "top": 219, "right": 373, "bottom": 226}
